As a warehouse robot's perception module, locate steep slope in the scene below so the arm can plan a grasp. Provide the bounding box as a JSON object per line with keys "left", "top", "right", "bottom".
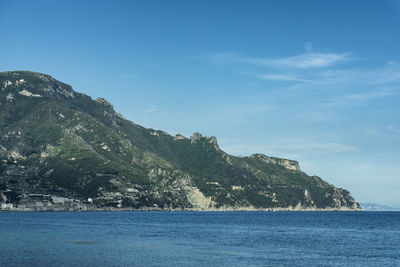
{"left": 0, "top": 71, "right": 361, "bottom": 211}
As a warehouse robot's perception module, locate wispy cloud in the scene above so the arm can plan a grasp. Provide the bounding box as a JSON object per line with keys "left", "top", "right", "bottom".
{"left": 269, "top": 143, "right": 359, "bottom": 154}
{"left": 250, "top": 61, "right": 400, "bottom": 87}
{"left": 293, "top": 110, "right": 339, "bottom": 122}
{"left": 144, "top": 107, "right": 172, "bottom": 117}
{"left": 365, "top": 61, "right": 400, "bottom": 85}
{"left": 316, "top": 62, "right": 400, "bottom": 86}
{"left": 223, "top": 142, "right": 359, "bottom": 157}
{"left": 198, "top": 46, "right": 400, "bottom": 126}
{"left": 363, "top": 126, "right": 379, "bottom": 136}
{"left": 202, "top": 50, "right": 352, "bottom": 69}
{"left": 219, "top": 103, "right": 278, "bottom": 114}
{"left": 144, "top": 107, "right": 157, "bottom": 114}
{"left": 251, "top": 61, "right": 400, "bottom": 109}
{"left": 324, "top": 88, "right": 399, "bottom": 107}
{"left": 252, "top": 73, "right": 312, "bottom": 82}
{"left": 270, "top": 52, "right": 352, "bottom": 69}
{"left": 387, "top": 125, "right": 400, "bottom": 134}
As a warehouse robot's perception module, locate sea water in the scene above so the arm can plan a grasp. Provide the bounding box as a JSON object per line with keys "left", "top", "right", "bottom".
{"left": 0, "top": 211, "right": 399, "bottom": 266}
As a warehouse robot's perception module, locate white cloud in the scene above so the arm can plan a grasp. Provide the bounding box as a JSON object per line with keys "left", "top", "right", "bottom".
{"left": 271, "top": 143, "right": 359, "bottom": 153}
{"left": 272, "top": 52, "right": 352, "bottom": 69}
{"left": 144, "top": 108, "right": 157, "bottom": 113}
{"left": 202, "top": 50, "right": 352, "bottom": 69}
{"left": 366, "top": 61, "right": 400, "bottom": 85}
{"left": 199, "top": 48, "right": 400, "bottom": 125}
{"left": 304, "top": 41, "right": 313, "bottom": 52}
{"left": 387, "top": 125, "right": 400, "bottom": 134}
{"left": 254, "top": 73, "right": 311, "bottom": 82}
{"left": 293, "top": 110, "right": 338, "bottom": 122}
{"left": 324, "top": 88, "right": 399, "bottom": 107}
{"left": 201, "top": 49, "right": 400, "bottom": 88}
{"left": 222, "top": 142, "right": 359, "bottom": 157}
{"left": 363, "top": 126, "right": 379, "bottom": 136}
{"left": 247, "top": 61, "right": 400, "bottom": 88}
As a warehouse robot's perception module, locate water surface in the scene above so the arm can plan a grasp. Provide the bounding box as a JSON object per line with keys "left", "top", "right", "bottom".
{"left": 1, "top": 211, "right": 399, "bottom": 266}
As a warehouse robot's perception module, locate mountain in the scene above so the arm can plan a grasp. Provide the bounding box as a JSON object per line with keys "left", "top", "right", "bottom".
{"left": 360, "top": 203, "right": 399, "bottom": 211}
{"left": 0, "top": 71, "right": 361, "bottom": 211}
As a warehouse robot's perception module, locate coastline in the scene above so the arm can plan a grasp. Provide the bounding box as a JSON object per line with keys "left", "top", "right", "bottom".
{"left": 0, "top": 205, "right": 362, "bottom": 212}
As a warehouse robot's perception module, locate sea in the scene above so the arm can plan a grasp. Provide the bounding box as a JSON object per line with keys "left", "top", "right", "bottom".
{"left": 0, "top": 211, "right": 399, "bottom": 266}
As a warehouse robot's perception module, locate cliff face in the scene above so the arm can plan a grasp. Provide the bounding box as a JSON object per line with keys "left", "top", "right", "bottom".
{"left": 250, "top": 154, "right": 300, "bottom": 171}
{"left": 0, "top": 71, "right": 361, "bottom": 211}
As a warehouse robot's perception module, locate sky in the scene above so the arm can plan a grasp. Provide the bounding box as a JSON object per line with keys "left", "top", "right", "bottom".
{"left": 0, "top": 0, "right": 399, "bottom": 207}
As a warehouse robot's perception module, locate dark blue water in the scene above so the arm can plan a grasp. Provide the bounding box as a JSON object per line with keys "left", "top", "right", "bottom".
{"left": 0, "top": 212, "right": 399, "bottom": 266}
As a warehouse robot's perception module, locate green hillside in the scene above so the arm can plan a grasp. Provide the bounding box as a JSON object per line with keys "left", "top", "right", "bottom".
{"left": 0, "top": 71, "right": 361, "bottom": 211}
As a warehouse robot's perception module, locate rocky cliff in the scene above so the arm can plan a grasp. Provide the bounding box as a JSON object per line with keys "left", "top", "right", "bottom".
{"left": 0, "top": 71, "right": 361, "bottom": 211}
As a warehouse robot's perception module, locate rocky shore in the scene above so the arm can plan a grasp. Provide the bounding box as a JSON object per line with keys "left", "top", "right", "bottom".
{"left": 1, "top": 200, "right": 362, "bottom": 212}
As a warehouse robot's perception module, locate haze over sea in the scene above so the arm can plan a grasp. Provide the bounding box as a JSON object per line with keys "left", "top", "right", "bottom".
{"left": 1, "top": 211, "right": 399, "bottom": 266}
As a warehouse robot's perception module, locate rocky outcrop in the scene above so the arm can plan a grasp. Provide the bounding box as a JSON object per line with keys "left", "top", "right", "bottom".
{"left": 250, "top": 153, "right": 300, "bottom": 171}
{"left": 0, "top": 71, "right": 75, "bottom": 98}
{"left": 174, "top": 134, "right": 186, "bottom": 141}
{"left": 95, "top": 97, "right": 113, "bottom": 108}
{"left": 190, "top": 132, "right": 219, "bottom": 150}
{"left": 190, "top": 132, "right": 204, "bottom": 144}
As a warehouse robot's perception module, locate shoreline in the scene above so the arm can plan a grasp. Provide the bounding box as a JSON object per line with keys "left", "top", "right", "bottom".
{"left": 0, "top": 206, "right": 362, "bottom": 212}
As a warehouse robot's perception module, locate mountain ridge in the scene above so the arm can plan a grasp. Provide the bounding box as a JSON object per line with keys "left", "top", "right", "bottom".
{"left": 0, "top": 71, "right": 361, "bottom": 211}
{"left": 360, "top": 202, "right": 399, "bottom": 211}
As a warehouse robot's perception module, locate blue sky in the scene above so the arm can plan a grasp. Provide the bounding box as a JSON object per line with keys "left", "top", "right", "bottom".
{"left": 1, "top": 0, "right": 399, "bottom": 207}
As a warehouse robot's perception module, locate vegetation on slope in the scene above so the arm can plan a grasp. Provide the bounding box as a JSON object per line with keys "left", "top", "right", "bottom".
{"left": 0, "top": 71, "right": 361, "bottom": 210}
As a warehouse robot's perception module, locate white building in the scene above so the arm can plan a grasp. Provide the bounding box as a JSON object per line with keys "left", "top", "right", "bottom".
{"left": 1, "top": 203, "right": 14, "bottom": 210}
